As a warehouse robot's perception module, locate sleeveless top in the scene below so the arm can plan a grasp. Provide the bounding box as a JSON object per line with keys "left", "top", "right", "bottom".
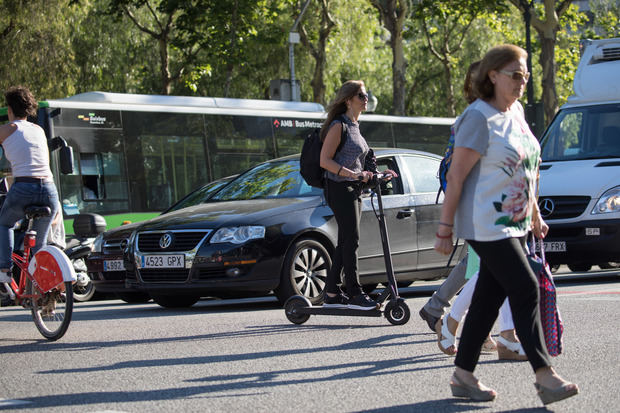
{"left": 453, "top": 99, "right": 540, "bottom": 241}
{"left": 325, "top": 114, "right": 369, "bottom": 182}
{"left": 2, "top": 120, "right": 53, "bottom": 179}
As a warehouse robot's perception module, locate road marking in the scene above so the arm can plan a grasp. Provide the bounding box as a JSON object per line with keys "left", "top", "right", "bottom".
{"left": 0, "top": 399, "right": 31, "bottom": 407}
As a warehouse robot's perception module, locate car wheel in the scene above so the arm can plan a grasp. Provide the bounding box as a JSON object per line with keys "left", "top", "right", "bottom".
{"left": 567, "top": 263, "right": 592, "bottom": 272}
{"left": 151, "top": 294, "right": 200, "bottom": 308}
{"left": 396, "top": 280, "right": 413, "bottom": 288}
{"left": 117, "top": 292, "right": 151, "bottom": 304}
{"left": 72, "top": 257, "right": 96, "bottom": 302}
{"left": 598, "top": 262, "right": 620, "bottom": 269}
{"left": 549, "top": 264, "right": 560, "bottom": 273}
{"left": 275, "top": 238, "right": 331, "bottom": 306}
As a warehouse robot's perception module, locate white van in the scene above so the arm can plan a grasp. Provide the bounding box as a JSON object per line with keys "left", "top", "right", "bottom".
{"left": 538, "top": 37, "right": 620, "bottom": 272}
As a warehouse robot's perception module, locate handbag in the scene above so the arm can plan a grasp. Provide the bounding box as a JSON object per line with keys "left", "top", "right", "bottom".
{"left": 528, "top": 238, "right": 563, "bottom": 356}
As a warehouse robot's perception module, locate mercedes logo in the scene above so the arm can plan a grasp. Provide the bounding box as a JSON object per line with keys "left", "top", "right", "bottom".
{"left": 538, "top": 198, "right": 555, "bottom": 218}
{"left": 159, "top": 233, "right": 173, "bottom": 249}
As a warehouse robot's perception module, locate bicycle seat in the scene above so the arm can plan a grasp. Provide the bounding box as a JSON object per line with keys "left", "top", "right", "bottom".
{"left": 24, "top": 205, "right": 52, "bottom": 219}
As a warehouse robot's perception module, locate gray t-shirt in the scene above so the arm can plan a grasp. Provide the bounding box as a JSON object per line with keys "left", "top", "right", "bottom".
{"left": 325, "top": 114, "right": 369, "bottom": 182}
{"left": 454, "top": 99, "right": 541, "bottom": 241}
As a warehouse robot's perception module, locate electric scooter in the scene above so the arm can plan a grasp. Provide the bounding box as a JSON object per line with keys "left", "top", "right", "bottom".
{"left": 284, "top": 173, "right": 411, "bottom": 326}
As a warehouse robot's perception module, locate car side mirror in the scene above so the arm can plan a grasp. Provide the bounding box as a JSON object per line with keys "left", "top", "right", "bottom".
{"left": 49, "top": 136, "right": 74, "bottom": 175}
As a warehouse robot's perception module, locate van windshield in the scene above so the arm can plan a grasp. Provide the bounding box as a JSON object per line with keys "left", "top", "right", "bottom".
{"left": 540, "top": 104, "right": 620, "bottom": 162}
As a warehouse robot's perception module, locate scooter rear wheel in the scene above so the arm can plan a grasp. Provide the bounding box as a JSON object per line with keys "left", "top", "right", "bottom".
{"left": 384, "top": 299, "right": 410, "bottom": 325}
{"left": 284, "top": 295, "right": 311, "bottom": 325}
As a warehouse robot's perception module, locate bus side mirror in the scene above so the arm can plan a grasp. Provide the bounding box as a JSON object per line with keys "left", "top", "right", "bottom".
{"left": 50, "top": 136, "right": 74, "bottom": 175}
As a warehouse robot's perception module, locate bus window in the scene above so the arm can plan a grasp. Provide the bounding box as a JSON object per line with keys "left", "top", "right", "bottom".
{"left": 80, "top": 153, "right": 104, "bottom": 199}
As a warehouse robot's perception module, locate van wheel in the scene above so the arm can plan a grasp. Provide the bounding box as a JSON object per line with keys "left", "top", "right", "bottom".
{"left": 275, "top": 238, "right": 331, "bottom": 306}
{"left": 567, "top": 263, "right": 592, "bottom": 272}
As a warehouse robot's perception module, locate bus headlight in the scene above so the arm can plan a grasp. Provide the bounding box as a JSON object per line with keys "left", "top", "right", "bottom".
{"left": 210, "top": 226, "right": 265, "bottom": 244}
{"left": 592, "top": 186, "right": 620, "bottom": 214}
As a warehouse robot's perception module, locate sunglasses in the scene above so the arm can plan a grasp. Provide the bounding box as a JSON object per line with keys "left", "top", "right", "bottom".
{"left": 357, "top": 92, "right": 369, "bottom": 101}
{"left": 499, "top": 69, "right": 530, "bottom": 82}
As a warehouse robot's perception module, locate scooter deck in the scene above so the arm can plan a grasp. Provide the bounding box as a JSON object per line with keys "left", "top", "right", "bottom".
{"left": 298, "top": 306, "right": 382, "bottom": 317}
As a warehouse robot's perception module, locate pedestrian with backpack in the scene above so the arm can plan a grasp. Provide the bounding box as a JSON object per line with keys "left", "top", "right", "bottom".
{"left": 318, "top": 80, "right": 396, "bottom": 310}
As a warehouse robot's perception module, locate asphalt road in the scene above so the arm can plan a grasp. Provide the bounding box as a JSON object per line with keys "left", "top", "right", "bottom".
{"left": 0, "top": 268, "right": 619, "bottom": 412}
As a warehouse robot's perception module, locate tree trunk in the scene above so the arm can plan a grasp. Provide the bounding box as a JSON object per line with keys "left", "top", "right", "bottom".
{"left": 159, "top": 36, "right": 172, "bottom": 95}
{"left": 441, "top": 61, "right": 455, "bottom": 116}
{"left": 539, "top": 34, "right": 558, "bottom": 127}
{"left": 390, "top": 27, "right": 407, "bottom": 116}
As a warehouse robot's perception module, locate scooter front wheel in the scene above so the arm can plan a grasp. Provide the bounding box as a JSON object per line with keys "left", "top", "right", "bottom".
{"left": 284, "top": 295, "right": 311, "bottom": 325}
{"left": 384, "top": 299, "right": 410, "bottom": 325}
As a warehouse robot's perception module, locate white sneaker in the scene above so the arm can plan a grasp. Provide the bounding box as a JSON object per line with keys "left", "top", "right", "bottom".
{"left": 0, "top": 271, "right": 12, "bottom": 283}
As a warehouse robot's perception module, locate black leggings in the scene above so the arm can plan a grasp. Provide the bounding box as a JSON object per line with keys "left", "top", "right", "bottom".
{"left": 325, "top": 179, "right": 363, "bottom": 297}
{"left": 455, "top": 236, "right": 552, "bottom": 373}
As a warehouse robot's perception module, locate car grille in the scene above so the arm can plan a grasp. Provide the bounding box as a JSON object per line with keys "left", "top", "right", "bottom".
{"left": 103, "top": 237, "right": 128, "bottom": 254}
{"left": 137, "top": 231, "right": 210, "bottom": 252}
{"left": 538, "top": 196, "right": 590, "bottom": 220}
{"left": 101, "top": 271, "right": 127, "bottom": 281}
{"left": 195, "top": 268, "right": 228, "bottom": 280}
{"left": 139, "top": 269, "right": 189, "bottom": 282}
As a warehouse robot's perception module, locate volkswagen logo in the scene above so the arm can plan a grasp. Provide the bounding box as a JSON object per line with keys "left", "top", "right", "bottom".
{"left": 159, "top": 233, "right": 173, "bottom": 249}
{"left": 538, "top": 198, "right": 555, "bottom": 218}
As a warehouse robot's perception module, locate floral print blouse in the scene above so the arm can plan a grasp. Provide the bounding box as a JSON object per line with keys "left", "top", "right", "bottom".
{"left": 453, "top": 99, "right": 540, "bottom": 241}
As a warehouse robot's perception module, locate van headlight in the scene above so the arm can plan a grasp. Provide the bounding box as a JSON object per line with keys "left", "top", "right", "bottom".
{"left": 592, "top": 186, "right": 620, "bottom": 214}
{"left": 92, "top": 234, "right": 104, "bottom": 252}
{"left": 210, "top": 226, "right": 265, "bottom": 244}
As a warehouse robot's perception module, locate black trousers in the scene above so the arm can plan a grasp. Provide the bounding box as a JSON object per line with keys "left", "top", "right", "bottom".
{"left": 455, "top": 236, "right": 552, "bottom": 373}
{"left": 325, "top": 179, "right": 363, "bottom": 297}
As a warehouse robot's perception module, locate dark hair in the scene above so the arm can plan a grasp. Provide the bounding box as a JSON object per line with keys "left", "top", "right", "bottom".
{"left": 5, "top": 86, "right": 38, "bottom": 118}
{"left": 320, "top": 80, "right": 365, "bottom": 141}
{"left": 474, "top": 44, "right": 527, "bottom": 100}
{"left": 463, "top": 61, "right": 481, "bottom": 104}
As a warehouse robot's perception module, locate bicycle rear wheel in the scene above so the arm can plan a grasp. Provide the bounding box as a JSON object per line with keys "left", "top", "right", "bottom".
{"left": 29, "top": 281, "right": 74, "bottom": 341}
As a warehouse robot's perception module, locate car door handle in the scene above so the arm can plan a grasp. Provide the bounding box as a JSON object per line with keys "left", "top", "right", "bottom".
{"left": 397, "top": 209, "right": 413, "bottom": 219}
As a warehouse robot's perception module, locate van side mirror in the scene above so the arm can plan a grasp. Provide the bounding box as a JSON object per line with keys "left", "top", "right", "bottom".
{"left": 49, "top": 136, "right": 74, "bottom": 175}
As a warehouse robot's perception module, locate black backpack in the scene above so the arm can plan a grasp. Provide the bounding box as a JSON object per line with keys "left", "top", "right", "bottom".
{"left": 299, "top": 117, "right": 348, "bottom": 188}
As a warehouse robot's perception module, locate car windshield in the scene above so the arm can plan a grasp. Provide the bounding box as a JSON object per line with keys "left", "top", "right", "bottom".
{"left": 211, "top": 160, "right": 322, "bottom": 201}
{"left": 165, "top": 176, "right": 234, "bottom": 213}
{"left": 541, "top": 104, "right": 620, "bottom": 162}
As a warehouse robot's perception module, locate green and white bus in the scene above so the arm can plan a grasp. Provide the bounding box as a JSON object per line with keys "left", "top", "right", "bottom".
{"left": 1, "top": 92, "right": 454, "bottom": 232}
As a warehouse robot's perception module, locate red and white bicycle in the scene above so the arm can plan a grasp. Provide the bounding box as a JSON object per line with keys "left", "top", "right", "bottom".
{"left": 1, "top": 205, "right": 76, "bottom": 340}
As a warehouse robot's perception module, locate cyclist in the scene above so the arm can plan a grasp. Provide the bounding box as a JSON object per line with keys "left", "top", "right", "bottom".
{"left": 0, "top": 86, "right": 59, "bottom": 284}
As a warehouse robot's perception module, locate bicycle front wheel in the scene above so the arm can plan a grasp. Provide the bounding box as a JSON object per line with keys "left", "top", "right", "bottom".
{"left": 30, "top": 281, "right": 74, "bottom": 341}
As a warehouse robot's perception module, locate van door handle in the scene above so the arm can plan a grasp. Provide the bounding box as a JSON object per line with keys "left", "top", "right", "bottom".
{"left": 397, "top": 209, "right": 413, "bottom": 219}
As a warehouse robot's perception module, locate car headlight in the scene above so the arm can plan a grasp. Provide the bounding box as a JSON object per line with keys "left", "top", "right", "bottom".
{"left": 210, "top": 226, "right": 265, "bottom": 244}
{"left": 92, "top": 234, "right": 104, "bottom": 252}
{"left": 592, "top": 186, "right": 620, "bottom": 214}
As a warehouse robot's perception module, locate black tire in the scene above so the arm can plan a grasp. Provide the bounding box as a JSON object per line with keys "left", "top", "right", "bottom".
{"left": 362, "top": 283, "right": 379, "bottom": 294}
{"left": 550, "top": 264, "right": 560, "bottom": 274}
{"left": 396, "top": 280, "right": 413, "bottom": 288}
{"left": 117, "top": 292, "right": 152, "bottom": 304}
{"left": 567, "top": 263, "right": 592, "bottom": 272}
{"left": 284, "top": 295, "right": 311, "bottom": 325}
{"left": 275, "top": 238, "right": 331, "bottom": 306}
{"left": 598, "top": 262, "right": 620, "bottom": 269}
{"left": 384, "top": 299, "right": 410, "bottom": 325}
{"left": 72, "top": 257, "right": 96, "bottom": 302}
{"left": 151, "top": 294, "right": 200, "bottom": 308}
{"left": 30, "top": 281, "right": 73, "bottom": 341}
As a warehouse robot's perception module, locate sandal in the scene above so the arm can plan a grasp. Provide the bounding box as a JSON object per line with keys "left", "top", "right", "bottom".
{"left": 497, "top": 336, "right": 527, "bottom": 361}
{"left": 436, "top": 316, "right": 457, "bottom": 355}
{"left": 534, "top": 382, "right": 579, "bottom": 405}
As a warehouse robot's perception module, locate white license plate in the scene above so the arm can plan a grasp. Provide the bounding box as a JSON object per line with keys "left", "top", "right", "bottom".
{"left": 536, "top": 241, "right": 567, "bottom": 252}
{"left": 140, "top": 255, "right": 185, "bottom": 268}
{"left": 104, "top": 260, "right": 125, "bottom": 271}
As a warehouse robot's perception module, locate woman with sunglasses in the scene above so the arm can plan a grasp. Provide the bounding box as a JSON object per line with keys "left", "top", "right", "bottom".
{"left": 319, "top": 80, "right": 396, "bottom": 310}
{"left": 434, "top": 45, "right": 578, "bottom": 405}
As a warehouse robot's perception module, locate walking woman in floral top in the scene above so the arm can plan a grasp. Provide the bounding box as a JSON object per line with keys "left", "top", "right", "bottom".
{"left": 434, "top": 44, "right": 579, "bottom": 405}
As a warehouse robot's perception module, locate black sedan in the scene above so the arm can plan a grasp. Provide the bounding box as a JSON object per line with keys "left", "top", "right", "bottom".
{"left": 87, "top": 175, "right": 236, "bottom": 303}
{"left": 122, "top": 149, "right": 465, "bottom": 308}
